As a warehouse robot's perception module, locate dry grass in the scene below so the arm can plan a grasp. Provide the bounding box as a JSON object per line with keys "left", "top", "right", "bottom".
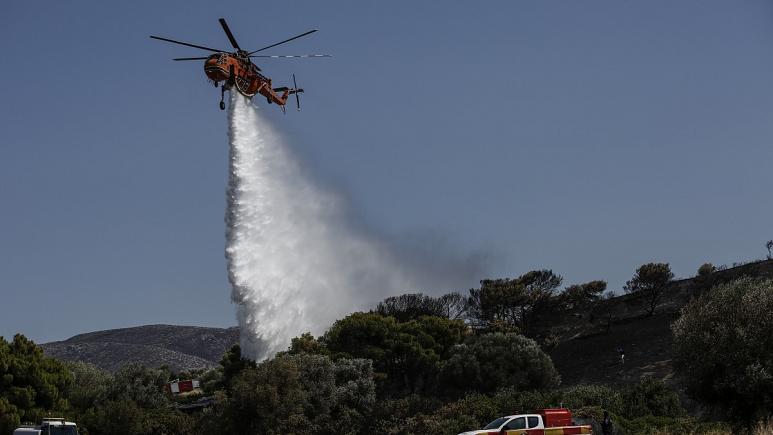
{"left": 648, "top": 419, "right": 773, "bottom": 435}
{"left": 754, "top": 418, "right": 773, "bottom": 435}
{"left": 650, "top": 430, "right": 729, "bottom": 435}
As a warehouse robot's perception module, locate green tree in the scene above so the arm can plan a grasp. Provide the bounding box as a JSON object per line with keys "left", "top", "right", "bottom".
{"left": 287, "top": 332, "right": 328, "bottom": 356}
{"left": 561, "top": 280, "right": 607, "bottom": 310}
{"left": 624, "top": 263, "right": 674, "bottom": 316}
{"left": 619, "top": 377, "right": 683, "bottom": 419}
{"left": 220, "top": 344, "right": 256, "bottom": 388}
{"left": 105, "top": 364, "right": 169, "bottom": 409}
{"left": 63, "top": 361, "right": 111, "bottom": 412}
{"left": 375, "top": 292, "right": 468, "bottom": 321}
{"left": 468, "top": 270, "right": 563, "bottom": 334}
{"left": 80, "top": 364, "right": 199, "bottom": 435}
{"left": 0, "top": 334, "right": 72, "bottom": 433}
{"left": 697, "top": 263, "right": 715, "bottom": 277}
{"left": 467, "top": 278, "right": 525, "bottom": 330}
{"left": 87, "top": 399, "right": 146, "bottom": 435}
{"left": 436, "top": 293, "right": 469, "bottom": 320}
{"left": 227, "top": 353, "right": 375, "bottom": 435}
{"left": 438, "top": 332, "right": 560, "bottom": 396}
{"left": 375, "top": 293, "right": 443, "bottom": 321}
{"left": 672, "top": 277, "right": 773, "bottom": 424}
{"left": 323, "top": 312, "right": 466, "bottom": 395}
{"left": 693, "top": 263, "right": 717, "bottom": 294}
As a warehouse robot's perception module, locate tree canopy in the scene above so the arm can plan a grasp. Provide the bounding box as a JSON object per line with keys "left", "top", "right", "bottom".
{"left": 322, "top": 312, "right": 467, "bottom": 396}
{"left": 560, "top": 280, "right": 607, "bottom": 310}
{"left": 467, "top": 270, "right": 563, "bottom": 334}
{"left": 226, "top": 353, "right": 375, "bottom": 435}
{"left": 624, "top": 263, "right": 674, "bottom": 316}
{"left": 0, "top": 334, "right": 72, "bottom": 434}
{"left": 672, "top": 277, "right": 773, "bottom": 424}
{"left": 375, "top": 292, "right": 468, "bottom": 322}
{"left": 439, "top": 332, "right": 560, "bottom": 396}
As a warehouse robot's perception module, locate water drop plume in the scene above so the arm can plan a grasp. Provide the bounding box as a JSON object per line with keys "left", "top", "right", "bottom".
{"left": 225, "top": 92, "right": 427, "bottom": 360}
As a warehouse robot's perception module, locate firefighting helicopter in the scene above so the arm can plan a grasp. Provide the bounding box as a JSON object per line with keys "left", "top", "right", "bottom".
{"left": 150, "top": 18, "right": 329, "bottom": 112}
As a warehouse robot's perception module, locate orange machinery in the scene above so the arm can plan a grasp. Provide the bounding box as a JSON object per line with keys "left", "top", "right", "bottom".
{"left": 151, "top": 18, "right": 329, "bottom": 112}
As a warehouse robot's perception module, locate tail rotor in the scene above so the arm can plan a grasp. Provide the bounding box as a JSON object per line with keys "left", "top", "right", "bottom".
{"left": 291, "top": 74, "right": 304, "bottom": 111}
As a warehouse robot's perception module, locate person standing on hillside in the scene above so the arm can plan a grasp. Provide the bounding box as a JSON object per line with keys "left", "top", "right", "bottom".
{"left": 617, "top": 345, "right": 625, "bottom": 364}
{"left": 600, "top": 410, "right": 614, "bottom": 435}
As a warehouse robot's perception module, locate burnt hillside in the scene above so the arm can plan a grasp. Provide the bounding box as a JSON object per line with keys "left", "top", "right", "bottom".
{"left": 545, "top": 259, "right": 773, "bottom": 387}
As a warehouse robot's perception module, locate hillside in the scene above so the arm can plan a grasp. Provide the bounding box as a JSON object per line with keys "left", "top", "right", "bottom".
{"left": 39, "top": 260, "right": 773, "bottom": 381}
{"left": 546, "top": 259, "right": 773, "bottom": 387}
{"left": 42, "top": 324, "right": 239, "bottom": 372}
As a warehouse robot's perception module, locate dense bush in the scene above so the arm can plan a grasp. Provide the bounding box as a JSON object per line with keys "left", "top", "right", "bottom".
{"left": 224, "top": 353, "right": 375, "bottom": 435}
{"left": 323, "top": 312, "right": 467, "bottom": 396}
{"left": 439, "top": 333, "right": 560, "bottom": 396}
{"left": 74, "top": 364, "right": 192, "bottom": 435}
{"left": 63, "top": 362, "right": 110, "bottom": 412}
{"left": 366, "top": 394, "right": 442, "bottom": 434}
{"left": 672, "top": 277, "right": 773, "bottom": 424}
{"left": 619, "top": 377, "right": 683, "bottom": 419}
{"left": 615, "top": 415, "right": 729, "bottom": 435}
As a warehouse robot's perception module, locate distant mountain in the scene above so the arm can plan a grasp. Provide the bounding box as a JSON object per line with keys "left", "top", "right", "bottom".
{"left": 42, "top": 324, "right": 239, "bottom": 373}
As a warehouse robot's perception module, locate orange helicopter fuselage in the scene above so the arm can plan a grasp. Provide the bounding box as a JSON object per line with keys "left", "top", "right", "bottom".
{"left": 203, "top": 53, "right": 291, "bottom": 105}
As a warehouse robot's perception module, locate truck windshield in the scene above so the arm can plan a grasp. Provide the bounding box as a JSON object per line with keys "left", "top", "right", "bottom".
{"left": 483, "top": 417, "right": 509, "bottom": 430}
{"left": 42, "top": 427, "right": 78, "bottom": 435}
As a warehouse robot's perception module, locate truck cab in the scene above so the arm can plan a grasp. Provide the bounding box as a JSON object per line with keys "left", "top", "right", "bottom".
{"left": 458, "top": 408, "right": 592, "bottom": 435}
{"left": 13, "top": 418, "right": 79, "bottom": 435}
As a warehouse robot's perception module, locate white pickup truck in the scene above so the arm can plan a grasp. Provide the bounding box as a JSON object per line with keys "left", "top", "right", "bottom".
{"left": 458, "top": 408, "right": 591, "bottom": 435}
{"left": 13, "top": 418, "right": 79, "bottom": 435}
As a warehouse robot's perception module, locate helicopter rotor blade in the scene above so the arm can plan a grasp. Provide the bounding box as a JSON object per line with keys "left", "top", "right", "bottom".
{"left": 218, "top": 18, "right": 241, "bottom": 50}
{"left": 150, "top": 35, "right": 225, "bottom": 53}
{"left": 249, "top": 54, "right": 331, "bottom": 58}
{"left": 173, "top": 57, "right": 211, "bottom": 61}
{"left": 248, "top": 30, "right": 318, "bottom": 55}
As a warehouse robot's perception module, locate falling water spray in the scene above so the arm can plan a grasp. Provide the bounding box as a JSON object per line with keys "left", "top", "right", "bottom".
{"left": 224, "top": 92, "right": 421, "bottom": 360}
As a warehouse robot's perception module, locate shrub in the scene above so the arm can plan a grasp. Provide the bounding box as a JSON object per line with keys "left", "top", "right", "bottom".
{"left": 439, "top": 333, "right": 560, "bottom": 396}
{"left": 697, "top": 263, "right": 715, "bottom": 277}
{"left": 620, "top": 378, "right": 683, "bottom": 419}
{"left": 323, "top": 312, "right": 466, "bottom": 396}
{"left": 227, "top": 353, "right": 375, "bottom": 434}
{"left": 672, "top": 277, "right": 773, "bottom": 424}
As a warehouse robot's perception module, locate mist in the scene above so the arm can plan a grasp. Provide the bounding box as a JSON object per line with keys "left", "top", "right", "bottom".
{"left": 225, "top": 92, "right": 488, "bottom": 360}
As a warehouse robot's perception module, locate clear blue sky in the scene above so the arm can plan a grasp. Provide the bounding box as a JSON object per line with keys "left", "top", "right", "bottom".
{"left": 2, "top": 1, "right": 772, "bottom": 343}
